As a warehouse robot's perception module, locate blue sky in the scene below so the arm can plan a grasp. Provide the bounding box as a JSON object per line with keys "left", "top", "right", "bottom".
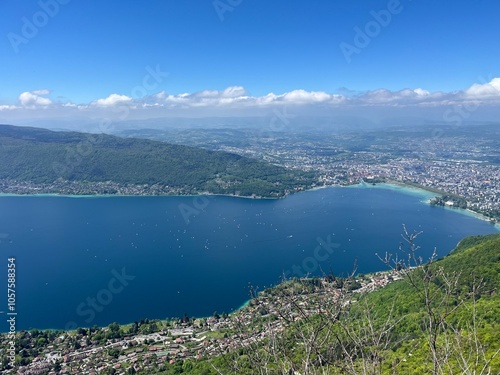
{"left": 1, "top": 0, "right": 500, "bottom": 125}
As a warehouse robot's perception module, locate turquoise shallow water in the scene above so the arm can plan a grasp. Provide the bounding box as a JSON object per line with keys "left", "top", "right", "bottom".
{"left": 0, "top": 185, "right": 497, "bottom": 331}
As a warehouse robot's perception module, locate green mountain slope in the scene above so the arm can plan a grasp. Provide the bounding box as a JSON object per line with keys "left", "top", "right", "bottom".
{"left": 352, "top": 233, "right": 500, "bottom": 374}
{"left": 0, "top": 124, "right": 316, "bottom": 197}
{"left": 189, "top": 233, "right": 500, "bottom": 374}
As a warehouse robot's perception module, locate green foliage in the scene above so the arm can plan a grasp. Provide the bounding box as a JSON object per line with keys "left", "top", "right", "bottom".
{"left": 0, "top": 124, "right": 316, "bottom": 197}
{"left": 200, "top": 233, "right": 500, "bottom": 374}
{"left": 430, "top": 195, "right": 468, "bottom": 209}
{"left": 440, "top": 233, "right": 500, "bottom": 292}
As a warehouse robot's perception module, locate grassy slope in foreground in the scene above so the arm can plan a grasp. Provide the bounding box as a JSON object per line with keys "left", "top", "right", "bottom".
{"left": 0, "top": 124, "right": 316, "bottom": 197}
{"left": 200, "top": 233, "right": 500, "bottom": 374}
{"left": 336, "top": 233, "right": 500, "bottom": 374}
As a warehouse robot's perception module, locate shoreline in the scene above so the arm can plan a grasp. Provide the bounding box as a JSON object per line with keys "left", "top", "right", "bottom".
{"left": 384, "top": 179, "right": 447, "bottom": 196}
{"left": 3, "top": 298, "right": 255, "bottom": 334}
{"left": 348, "top": 180, "right": 440, "bottom": 199}
{"left": 1, "top": 181, "right": 497, "bottom": 226}
{"left": 0, "top": 192, "right": 279, "bottom": 200}
{"left": 350, "top": 181, "right": 498, "bottom": 228}
{"left": 2, "top": 181, "right": 497, "bottom": 333}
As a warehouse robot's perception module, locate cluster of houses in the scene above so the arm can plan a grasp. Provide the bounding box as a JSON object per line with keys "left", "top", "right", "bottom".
{"left": 3, "top": 270, "right": 402, "bottom": 374}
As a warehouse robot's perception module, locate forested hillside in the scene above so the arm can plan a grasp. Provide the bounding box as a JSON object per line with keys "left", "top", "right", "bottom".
{"left": 0, "top": 124, "right": 316, "bottom": 197}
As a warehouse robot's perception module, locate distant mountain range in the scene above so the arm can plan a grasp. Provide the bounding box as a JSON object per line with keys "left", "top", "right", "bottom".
{"left": 0, "top": 124, "right": 316, "bottom": 197}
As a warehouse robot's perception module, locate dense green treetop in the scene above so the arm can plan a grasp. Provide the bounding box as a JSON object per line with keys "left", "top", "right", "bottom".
{"left": 0, "top": 124, "right": 316, "bottom": 197}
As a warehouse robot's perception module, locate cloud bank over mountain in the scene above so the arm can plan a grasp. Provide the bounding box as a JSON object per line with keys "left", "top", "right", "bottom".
{"left": 1, "top": 78, "right": 500, "bottom": 127}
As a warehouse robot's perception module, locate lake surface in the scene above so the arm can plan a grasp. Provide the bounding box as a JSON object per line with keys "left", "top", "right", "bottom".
{"left": 0, "top": 184, "right": 497, "bottom": 331}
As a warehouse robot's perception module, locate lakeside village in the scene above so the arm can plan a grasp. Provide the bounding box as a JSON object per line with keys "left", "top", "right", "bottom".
{"left": 224, "top": 130, "right": 500, "bottom": 223}
{"left": 294, "top": 155, "right": 499, "bottom": 224}
{"left": 1, "top": 122, "right": 499, "bottom": 222}
{"left": 315, "top": 159, "right": 497, "bottom": 224}
{"left": 0, "top": 156, "right": 499, "bottom": 225}
{"left": 1, "top": 128, "right": 499, "bottom": 223}
{"left": 0, "top": 270, "right": 402, "bottom": 374}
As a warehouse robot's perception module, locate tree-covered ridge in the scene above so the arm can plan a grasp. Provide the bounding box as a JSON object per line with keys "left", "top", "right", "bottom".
{"left": 0, "top": 124, "right": 317, "bottom": 197}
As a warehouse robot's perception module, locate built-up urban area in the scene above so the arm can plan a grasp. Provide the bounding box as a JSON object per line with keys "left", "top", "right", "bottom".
{"left": 211, "top": 124, "right": 499, "bottom": 222}
{"left": 1, "top": 271, "right": 399, "bottom": 374}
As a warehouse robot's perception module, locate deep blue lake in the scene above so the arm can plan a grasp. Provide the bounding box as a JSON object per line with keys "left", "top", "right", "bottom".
{"left": 0, "top": 184, "right": 497, "bottom": 331}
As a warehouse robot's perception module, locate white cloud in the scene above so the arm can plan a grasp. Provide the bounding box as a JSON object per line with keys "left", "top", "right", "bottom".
{"left": 31, "top": 89, "right": 50, "bottom": 95}
{"left": 3, "top": 79, "right": 500, "bottom": 123}
{"left": 153, "top": 86, "right": 251, "bottom": 108}
{"left": 255, "top": 93, "right": 278, "bottom": 105}
{"left": 151, "top": 87, "right": 345, "bottom": 109}
{"left": 0, "top": 105, "right": 17, "bottom": 111}
{"left": 413, "top": 88, "right": 430, "bottom": 97}
{"left": 92, "top": 94, "right": 133, "bottom": 107}
{"left": 69, "top": 79, "right": 500, "bottom": 111}
{"left": 465, "top": 78, "right": 500, "bottom": 98}
{"left": 221, "top": 86, "right": 247, "bottom": 98}
{"left": 356, "top": 87, "right": 441, "bottom": 106}
{"left": 18, "top": 90, "right": 52, "bottom": 107}
{"left": 281, "top": 90, "right": 335, "bottom": 103}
